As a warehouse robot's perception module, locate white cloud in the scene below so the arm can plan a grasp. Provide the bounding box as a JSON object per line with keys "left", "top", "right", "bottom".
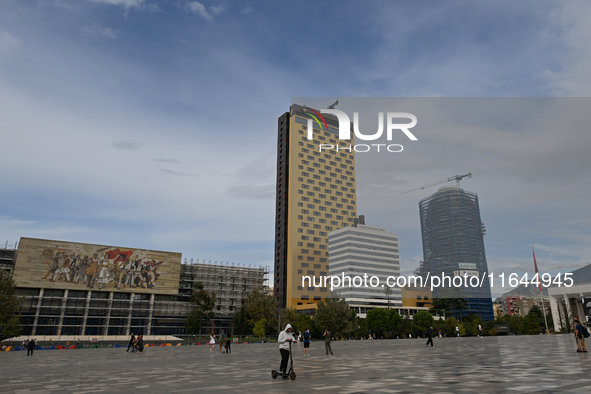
{"left": 546, "top": 0, "right": 591, "bottom": 95}
{"left": 210, "top": 4, "right": 227, "bottom": 16}
{"left": 187, "top": 2, "right": 226, "bottom": 21}
{"left": 0, "top": 31, "right": 22, "bottom": 53}
{"left": 88, "top": 0, "right": 145, "bottom": 8}
{"left": 79, "top": 25, "right": 118, "bottom": 40}
{"left": 188, "top": 2, "right": 212, "bottom": 21}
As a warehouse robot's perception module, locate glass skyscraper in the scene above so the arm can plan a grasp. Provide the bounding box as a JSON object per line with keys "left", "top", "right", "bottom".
{"left": 419, "top": 186, "right": 494, "bottom": 321}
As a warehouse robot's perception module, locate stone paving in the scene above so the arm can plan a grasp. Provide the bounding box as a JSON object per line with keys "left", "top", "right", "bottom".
{"left": 1, "top": 334, "right": 591, "bottom": 393}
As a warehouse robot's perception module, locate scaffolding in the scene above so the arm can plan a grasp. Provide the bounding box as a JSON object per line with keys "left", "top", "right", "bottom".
{"left": 10, "top": 257, "right": 269, "bottom": 338}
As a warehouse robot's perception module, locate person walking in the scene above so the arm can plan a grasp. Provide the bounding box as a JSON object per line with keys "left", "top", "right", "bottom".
{"left": 27, "top": 338, "right": 36, "bottom": 356}
{"left": 219, "top": 330, "right": 226, "bottom": 354}
{"left": 303, "top": 328, "right": 311, "bottom": 357}
{"left": 456, "top": 325, "right": 461, "bottom": 338}
{"left": 575, "top": 319, "right": 589, "bottom": 353}
{"left": 323, "top": 328, "right": 333, "bottom": 355}
{"left": 573, "top": 317, "right": 581, "bottom": 350}
{"left": 425, "top": 325, "right": 434, "bottom": 348}
{"left": 278, "top": 324, "right": 296, "bottom": 379}
{"left": 137, "top": 335, "right": 144, "bottom": 354}
{"left": 126, "top": 332, "right": 135, "bottom": 352}
{"left": 478, "top": 324, "right": 483, "bottom": 338}
{"left": 209, "top": 332, "right": 215, "bottom": 351}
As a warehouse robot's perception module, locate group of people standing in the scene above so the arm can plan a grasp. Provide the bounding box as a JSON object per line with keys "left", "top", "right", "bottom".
{"left": 209, "top": 330, "right": 232, "bottom": 353}
{"left": 126, "top": 333, "right": 145, "bottom": 353}
{"left": 21, "top": 338, "right": 37, "bottom": 356}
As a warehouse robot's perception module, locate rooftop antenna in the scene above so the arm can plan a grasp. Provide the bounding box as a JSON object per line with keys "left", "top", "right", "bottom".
{"left": 328, "top": 100, "right": 339, "bottom": 109}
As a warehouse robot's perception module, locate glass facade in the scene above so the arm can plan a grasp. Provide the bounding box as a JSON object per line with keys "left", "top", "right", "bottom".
{"left": 419, "top": 187, "right": 494, "bottom": 321}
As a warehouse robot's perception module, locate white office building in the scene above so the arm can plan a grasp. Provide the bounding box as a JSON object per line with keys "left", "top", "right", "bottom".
{"left": 329, "top": 215, "right": 402, "bottom": 317}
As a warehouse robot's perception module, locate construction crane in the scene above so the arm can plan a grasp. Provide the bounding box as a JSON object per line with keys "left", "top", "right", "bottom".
{"left": 544, "top": 263, "right": 590, "bottom": 270}
{"left": 399, "top": 173, "right": 472, "bottom": 195}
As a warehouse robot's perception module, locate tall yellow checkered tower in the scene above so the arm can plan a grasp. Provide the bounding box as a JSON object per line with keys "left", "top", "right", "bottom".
{"left": 274, "top": 104, "right": 357, "bottom": 311}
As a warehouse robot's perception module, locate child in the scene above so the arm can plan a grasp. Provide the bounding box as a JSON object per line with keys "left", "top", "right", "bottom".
{"left": 209, "top": 332, "right": 215, "bottom": 351}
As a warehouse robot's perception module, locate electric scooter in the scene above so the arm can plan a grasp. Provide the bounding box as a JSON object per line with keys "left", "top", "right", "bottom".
{"left": 271, "top": 340, "right": 296, "bottom": 380}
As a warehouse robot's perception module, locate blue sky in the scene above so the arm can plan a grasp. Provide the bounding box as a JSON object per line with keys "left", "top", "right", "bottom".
{"left": 1, "top": 0, "right": 590, "bottom": 298}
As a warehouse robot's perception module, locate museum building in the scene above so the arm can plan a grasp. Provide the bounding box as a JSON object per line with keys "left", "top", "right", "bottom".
{"left": 2, "top": 237, "right": 268, "bottom": 337}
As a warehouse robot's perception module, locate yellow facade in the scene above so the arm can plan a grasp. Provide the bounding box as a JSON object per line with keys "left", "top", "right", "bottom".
{"left": 286, "top": 110, "right": 357, "bottom": 309}
{"left": 401, "top": 284, "right": 433, "bottom": 308}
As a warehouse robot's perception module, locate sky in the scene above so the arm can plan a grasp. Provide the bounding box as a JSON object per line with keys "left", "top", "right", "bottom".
{"left": 1, "top": 0, "right": 590, "bottom": 299}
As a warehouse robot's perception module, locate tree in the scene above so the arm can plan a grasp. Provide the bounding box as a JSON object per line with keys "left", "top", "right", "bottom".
{"left": 528, "top": 306, "right": 545, "bottom": 329}
{"left": 278, "top": 307, "right": 297, "bottom": 333}
{"left": 448, "top": 298, "right": 469, "bottom": 321}
{"left": 430, "top": 297, "right": 450, "bottom": 317}
{"left": 315, "top": 297, "right": 357, "bottom": 338}
{"left": 0, "top": 271, "right": 22, "bottom": 340}
{"left": 185, "top": 282, "right": 216, "bottom": 335}
{"left": 413, "top": 310, "right": 435, "bottom": 337}
{"left": 295, "top": 313, "right": 312, "bottom": 334}
{"left": 524, "top": 306, "right": 544, "bottom": 335}
{"left": 366, "top": 308, "right": 388, "bottom": 335}
{"left": 253, "top": 318, "right": 267, "bottom": 337}
{"left": 366, "top": 308, "right": 402, "bottom": 338}
{"left": 232, "top": 305, "right": 250, "bottom": 335}
{"left": 244, "top": 288, "right": 278, "bottom": 335}
{"left": 401, "top": 316, "right": 413, "bottom": 337}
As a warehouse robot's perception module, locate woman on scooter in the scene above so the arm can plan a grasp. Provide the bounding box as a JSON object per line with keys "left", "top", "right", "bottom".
{"left": 278, "top": 323, "right": 296, "bottom": 378}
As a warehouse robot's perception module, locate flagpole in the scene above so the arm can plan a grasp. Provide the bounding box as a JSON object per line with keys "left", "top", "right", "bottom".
{"left": 533, "top": 245, "right": 549, "bottom": 334}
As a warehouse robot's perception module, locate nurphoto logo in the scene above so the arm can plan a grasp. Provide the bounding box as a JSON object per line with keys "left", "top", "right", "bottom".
{"left": 303, "top": 106, "right": 418, "bottom": 153}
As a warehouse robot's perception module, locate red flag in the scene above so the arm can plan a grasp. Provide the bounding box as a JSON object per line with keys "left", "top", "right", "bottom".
{"left": 532, "top": 245, "right": 542, "bottom": 292}
{"left": 105, "top": 248, "right": 134, "bottom": 262}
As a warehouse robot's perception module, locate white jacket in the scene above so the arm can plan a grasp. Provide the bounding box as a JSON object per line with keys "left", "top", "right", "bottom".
{"left": 278, "top": 323, "right": 296, "bottom": 350}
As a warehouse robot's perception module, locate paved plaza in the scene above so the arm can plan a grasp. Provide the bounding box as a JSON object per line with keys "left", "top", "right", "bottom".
{"left": 1, "top": 334, "right": 591, "bottom": 393}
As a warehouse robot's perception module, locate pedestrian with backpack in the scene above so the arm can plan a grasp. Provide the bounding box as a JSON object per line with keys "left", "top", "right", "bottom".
{"left": 303, "top": 328, "right": 311, "bottom": 357}
{"left": 575, "top": 319, "right": 589, "bottom": 353}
